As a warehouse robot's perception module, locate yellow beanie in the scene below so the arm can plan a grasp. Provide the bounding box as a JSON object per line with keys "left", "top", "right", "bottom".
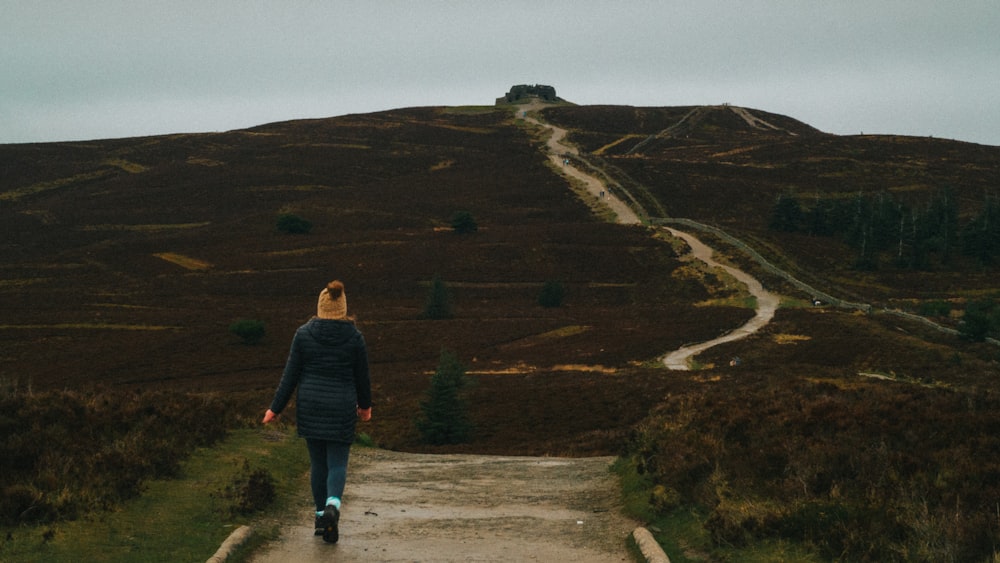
{"left": 317, "top": 280, "right": 348, "bottom": 319}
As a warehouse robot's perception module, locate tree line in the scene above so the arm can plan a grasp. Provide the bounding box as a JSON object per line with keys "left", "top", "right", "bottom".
{"left": 769, "top": 187, "right": 1000, "bottom": 270}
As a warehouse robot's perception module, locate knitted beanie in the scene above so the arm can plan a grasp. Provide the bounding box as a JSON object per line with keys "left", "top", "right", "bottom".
{"left": 317, "top": 280, "right": 348, "bottom": 319}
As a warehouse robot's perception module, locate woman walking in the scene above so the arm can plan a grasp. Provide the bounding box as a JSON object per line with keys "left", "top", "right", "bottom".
{"left": 262, "top": 280, "right": 372, "bottom": 543}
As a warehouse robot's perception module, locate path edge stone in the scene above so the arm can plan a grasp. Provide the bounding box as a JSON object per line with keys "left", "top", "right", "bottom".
{"left": 632, "top": 526, "right": 671, "bottom": 563}
{"left": 206, "top": 524, "right": 253, "bottom": 563}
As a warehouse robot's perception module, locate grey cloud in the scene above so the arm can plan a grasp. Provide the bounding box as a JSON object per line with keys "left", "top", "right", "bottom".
{"left": 2, "top": 1, "right": 997, "bottom": 145}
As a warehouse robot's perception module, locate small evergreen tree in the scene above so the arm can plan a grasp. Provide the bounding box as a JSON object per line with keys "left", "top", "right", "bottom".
{"left": 422, "top": 275, "right": 453, "bottom": 319}
{"left": 450, "top": 210, "right": 478, "bottom": 234}
{"left": 538, "top": 280, "right": 566, "bottom": 308}
{"left": 416, "top": 349, "right": 472, "bottom": 445}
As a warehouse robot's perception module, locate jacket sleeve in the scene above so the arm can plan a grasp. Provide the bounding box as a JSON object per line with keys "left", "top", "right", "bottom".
{"left": 270, "top": 330, "right": 304, "bottom": 414}
{"left": 354, "top": 334, "right": 372, "bottom": 410}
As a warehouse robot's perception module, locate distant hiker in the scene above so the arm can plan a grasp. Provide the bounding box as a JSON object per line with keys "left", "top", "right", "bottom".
{"left": 262, "top": 280, "right": 372, "bottom": 544}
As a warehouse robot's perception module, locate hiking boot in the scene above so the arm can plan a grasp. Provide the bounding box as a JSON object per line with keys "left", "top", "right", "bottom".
{"left": 319, "top": 504, "right": 340, "bottom": 543}
{"left": 314, "top": 515, "right": 324, "bottom": 536}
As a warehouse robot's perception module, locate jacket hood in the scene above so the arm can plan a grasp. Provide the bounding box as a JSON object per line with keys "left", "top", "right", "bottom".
{"left": 306, "top": 317, "right": 360, "bottom": 347}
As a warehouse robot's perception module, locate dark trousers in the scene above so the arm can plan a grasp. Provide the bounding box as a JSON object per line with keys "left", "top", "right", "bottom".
{"left": 305, "top": 438, "right": 351, "bottom": 511}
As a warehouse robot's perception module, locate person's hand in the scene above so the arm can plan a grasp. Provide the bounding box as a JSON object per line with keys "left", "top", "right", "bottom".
{"left": 262, "top": 409, "right": 279, "bottom": 424}
{"left": 357, "top": 407, "right": 372, "bottom": 422}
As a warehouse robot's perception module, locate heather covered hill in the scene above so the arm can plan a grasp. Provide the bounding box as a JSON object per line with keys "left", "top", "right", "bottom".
{"left": 543, "top": 104, "right": 1000, "bottom": 303}
{"left": 3, "top": 103, "right": 1000, "bottom": 444}
{"left": 542, "top": 104, "right": 825, "bottom": 155}
{"left": 0, "top": 106, "right": 736, "bottom": 420}
{"left": 7, "top": 103, "right": 1000, "bottom": 559}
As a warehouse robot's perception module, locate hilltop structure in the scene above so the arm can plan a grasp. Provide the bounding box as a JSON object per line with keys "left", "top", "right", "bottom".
{"left": 496, "top": 84, "right": 563, "bottom": 105}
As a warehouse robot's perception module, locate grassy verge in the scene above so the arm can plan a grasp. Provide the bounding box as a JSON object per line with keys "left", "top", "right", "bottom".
{"left": 0, "top": 425, "right": 308, "bottom": 562}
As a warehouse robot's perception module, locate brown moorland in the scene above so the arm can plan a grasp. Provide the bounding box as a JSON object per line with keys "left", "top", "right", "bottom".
{"left": 4, "top": 102, "right": 1000, "bottom": 560}
{"left": 544, "top": 104, "right": 1000, "bottom": 300}
{"left": 1, "top": 106, "right": 742, "bottom": 453}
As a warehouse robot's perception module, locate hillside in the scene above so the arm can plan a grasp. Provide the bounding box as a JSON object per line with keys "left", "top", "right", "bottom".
{"left": 3, "top": 104, "right": 1000, "bottom": 450}
{"left": 6, "top": 102, "right": 1000, "bottom": 560}
{"left": 1, "top": 106, "right": 739, "bottom": 454}
{"left": 0, "top": 106, "right": 1000, "bottom": 434}
{"left": 544, "top": 104, "right": 1000, "bottom": 302}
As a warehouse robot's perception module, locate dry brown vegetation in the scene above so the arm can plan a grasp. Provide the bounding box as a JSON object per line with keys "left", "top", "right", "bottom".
{"left": 3, "top": 103, "right": 1000, "bottom": 560}
{"left": 543, "top": 105, "right": 1000, "bottom": 301}
{"left": 0, "top": 383, "right": 246, "bottom": 526}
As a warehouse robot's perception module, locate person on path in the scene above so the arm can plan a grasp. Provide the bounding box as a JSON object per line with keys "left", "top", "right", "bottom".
{"left": 262, "top": 280, "right": 373, "bottom": 544}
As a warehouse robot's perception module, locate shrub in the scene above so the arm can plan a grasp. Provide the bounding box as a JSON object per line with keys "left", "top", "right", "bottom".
{"left": 0, "top": 484, "right": 48, "bottom": 525}
{"left": 354, "top": 433, "right": 376, "bottom": 448}
{"left": 959, "top": 310, "right": 991, "bottom": 342}
{"left": 229, "top": 319, "right": 266, "bottom": 345}
{"left": 959, "top": 299, "right": 1000, "bottom": 342}
{"left": 421, "top": 275, "right": 453, "bottom": 319}
{"left": 216, "top": 459, "right": 276, "bottom": 516}
{"left": 621, "top": 375, "right": 1000, "bottom": 561}
{"left": 0, "top": 388, "right": 240, "bottom": 527}
{"left": 918, "top": 300, "right": 953, "bottom": 317}
{"left": 416, "top": 349, "right": 472, "bottom": 445}
{"left": 450, "top": 210, "right": 477, "bottom": 234}
{"left": 537, "top": 280, "right": 566, "bottom": 308}
{"left": 276, "top": 213, "right": 312, "bottom": 234}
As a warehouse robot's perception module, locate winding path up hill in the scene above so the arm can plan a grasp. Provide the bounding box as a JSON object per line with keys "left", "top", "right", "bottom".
{"left": 522, "top": 100, "right": 780, "bottom": 369}
{"left": 241, "top": 101, "right": 784, "bottom": 562}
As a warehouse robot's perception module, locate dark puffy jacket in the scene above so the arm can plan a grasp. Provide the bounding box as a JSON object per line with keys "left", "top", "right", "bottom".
{"left": 269, "top": 318, "right": 372, "bottom": 443}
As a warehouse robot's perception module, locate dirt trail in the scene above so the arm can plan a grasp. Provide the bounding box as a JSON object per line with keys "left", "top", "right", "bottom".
{"left": 247, "top": 449, "right": 638, "bottom": 562}
{"left": 660, "top": 228, "right": 780, "bottom": 369}
{"left": 520, "top": 102, "right": 779, "bottom": 369}
{"left": 519, "top": 101, "right": 641, "bottom": 225}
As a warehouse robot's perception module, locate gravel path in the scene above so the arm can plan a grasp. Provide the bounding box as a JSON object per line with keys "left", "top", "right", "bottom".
{"left": 519, "top": 101, "right": 641, "bottom": 225}
{"left": 247, "top": 449, "right": 639, "bottom": 562}
{"left": 660, "top": 227, "right": 780, "bottom": 369}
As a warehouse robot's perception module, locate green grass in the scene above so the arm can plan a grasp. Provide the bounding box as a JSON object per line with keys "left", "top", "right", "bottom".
{"left": 0, "top": 426, "right": 309, "bottom": 562}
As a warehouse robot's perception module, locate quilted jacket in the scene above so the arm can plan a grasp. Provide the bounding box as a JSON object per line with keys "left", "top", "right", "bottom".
{"left": 269, "top": 318, "right": 372, "bottom": 443}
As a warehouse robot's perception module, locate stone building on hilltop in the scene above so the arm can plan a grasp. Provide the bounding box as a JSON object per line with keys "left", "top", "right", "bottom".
{"left": 496, "top": 84, "right": 563, "bottom": 105}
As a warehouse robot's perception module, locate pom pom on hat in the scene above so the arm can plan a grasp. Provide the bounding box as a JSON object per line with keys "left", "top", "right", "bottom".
{"left": 317, "top": 280, "right": 348, "bottom": 319}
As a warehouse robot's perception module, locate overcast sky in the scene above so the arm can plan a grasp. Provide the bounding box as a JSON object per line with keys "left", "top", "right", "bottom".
{"left": 3, "top": 1, "right": 998, "bottom": 146}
